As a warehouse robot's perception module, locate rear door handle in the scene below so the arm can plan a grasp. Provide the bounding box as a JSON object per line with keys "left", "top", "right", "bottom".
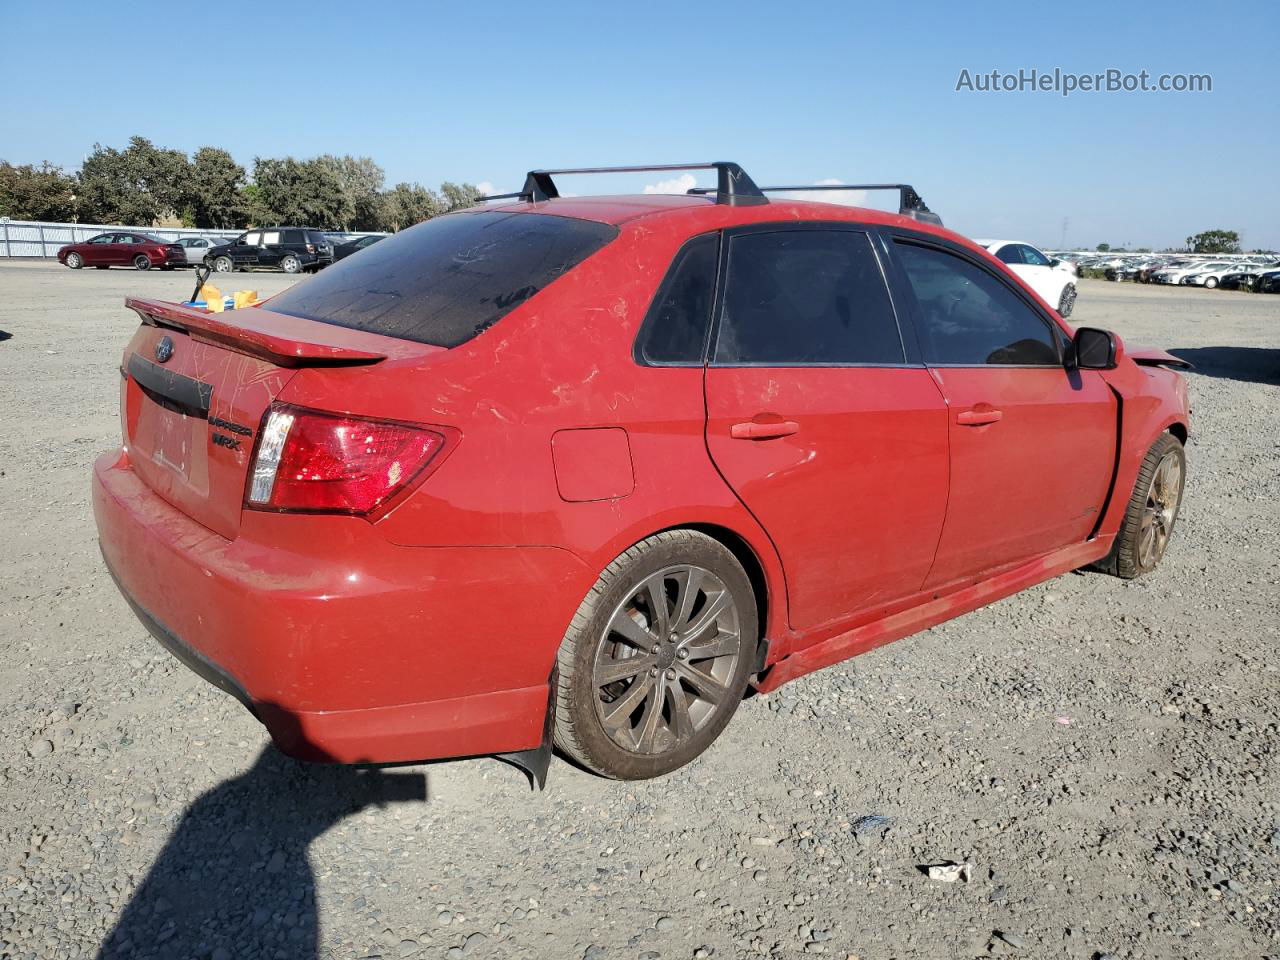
{"left": 731, "top": 420, "right": 800, "bottom": 440}
{"left": 956, "top": 408, "right": 1003, "bottom": 426}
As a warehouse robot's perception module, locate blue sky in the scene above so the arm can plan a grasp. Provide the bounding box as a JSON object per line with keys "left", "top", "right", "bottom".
{"left": 3, "top": 0, "right": 1276, "bottom": 249}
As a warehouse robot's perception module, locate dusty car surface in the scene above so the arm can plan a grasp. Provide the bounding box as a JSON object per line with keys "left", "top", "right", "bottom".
{"left": 92, "top": 163, "right": 1191, "bottom": 783}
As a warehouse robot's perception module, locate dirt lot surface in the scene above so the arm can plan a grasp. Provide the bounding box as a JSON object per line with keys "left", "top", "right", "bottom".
{"left": 1, "top": 263, "right": 1277, "bottom": 960}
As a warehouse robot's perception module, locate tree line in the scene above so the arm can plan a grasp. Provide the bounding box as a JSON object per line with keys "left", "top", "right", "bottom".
{"left": 0, "top": 136, "right": 482, "bottom": 232}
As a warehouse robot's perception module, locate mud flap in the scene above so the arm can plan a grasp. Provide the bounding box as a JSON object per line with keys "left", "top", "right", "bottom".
{"left": 496, "top": 670, "right": 557, "bottom": 790}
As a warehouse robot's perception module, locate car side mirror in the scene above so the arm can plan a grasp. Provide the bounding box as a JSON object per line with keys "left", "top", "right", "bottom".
{"left": 1048, "top": 258, "right": 1060, "bottom": 267}
{"left": 1068, "top": 327, "right": 1118, "bottom": 370}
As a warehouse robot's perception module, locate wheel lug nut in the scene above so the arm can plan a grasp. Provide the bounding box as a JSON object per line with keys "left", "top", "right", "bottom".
{"left": 665, "top": 668, "right": 676, "bottom": 680}
{"left": 651, "top": 644, "right": 661, "bottom": 654}
{"left": 649, "top": 667, "right": 658, "bottom": 677}
{"left": 677, "top": 648, "right": 689, "bottom": 660}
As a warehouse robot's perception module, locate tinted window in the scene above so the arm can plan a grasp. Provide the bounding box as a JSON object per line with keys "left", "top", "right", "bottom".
{"left": 1020, "top": 245, "right": 1051, "bottom": 266}
{"left": 268, "top": 211, "right": 618, "bottom": 348}
{"left": 638, "top": 234, "right": 718, "bottom": 364}
{"left": 714, "top": 230, "right": 903, "bottom": 365}
{"left": 894, "top": 241, "right": 1060, "bottom": 366}
{"left": 282, "top": 230, "right": 304, "bottom": 244}
{"left": 994, "top": 244, "right": 1023, "bottom": 264}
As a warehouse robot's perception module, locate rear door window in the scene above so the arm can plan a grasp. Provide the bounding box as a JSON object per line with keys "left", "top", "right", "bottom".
{"left": 282, "top": 230, "right": 304, "bottom": 244}
{"left": 713, "top": 230, "right": 905, "bottom": 365}
{"left": 268, "top": 211, "right": 618, "bottom": 348}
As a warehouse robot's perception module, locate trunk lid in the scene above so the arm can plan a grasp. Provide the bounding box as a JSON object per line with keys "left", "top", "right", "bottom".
{"left": 119, "top": 297, "right": 441, "bottom": 539}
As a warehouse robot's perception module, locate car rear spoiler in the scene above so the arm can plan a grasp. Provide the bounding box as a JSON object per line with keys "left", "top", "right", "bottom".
{"left": 125, "top": 297, "right": 416, "bottom": 367}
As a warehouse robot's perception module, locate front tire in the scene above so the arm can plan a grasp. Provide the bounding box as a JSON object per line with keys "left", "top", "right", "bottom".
{"left": 1096, "top": 433, "right": 1186, "bottom": 579}
{"left": 65, "top": 252, "right": 83, "bottom": 269}
{"left": 1058, "top": 283, "right": 1077, "bottom": 317}
{"left": 1204, "top": 277, "right": 1218, "bottom": 289}
{"left": 133, "top": 254, "right": 151, "bottom": 271}
{"left": 553, "top": 530, "right": 757, "bottom": 780}
{"left": 212, "top": 256, "right": 233, "bottom": 273}
{"left": 280, "top": 254, "right": 302, "bottom": 274}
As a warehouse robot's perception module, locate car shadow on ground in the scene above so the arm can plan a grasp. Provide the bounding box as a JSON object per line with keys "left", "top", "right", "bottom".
{"left": 96, "top": 744, "right": 428, "bottom": 959}
{"left": 1169, "top": 346, "right": 1280, "bottom": 385}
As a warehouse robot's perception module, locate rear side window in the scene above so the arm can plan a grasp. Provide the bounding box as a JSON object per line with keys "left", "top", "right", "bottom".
{"left": 282, "top": 230, "right": 304, "bottom": 244}
{"left": 637, "top": 234, "right": 718, "bottom": 364}
{"left": 269, "top": 211, "right": 618, "bottom": 348}
{"left": 994, "top": 244, "right": 1023, "bottom": 265}
{"left": 714, "top": 230, "right": 904, "bottom": 365}
{"left": 893, "top": 241, "right": 1060, "bottom": 365}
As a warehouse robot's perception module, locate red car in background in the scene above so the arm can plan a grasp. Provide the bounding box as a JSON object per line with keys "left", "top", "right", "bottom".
{"left": 92, "top": 163, "right": 1191, "bottom": 785}
{"left": 58, "top": 231, "right": 185, "bottom": 271}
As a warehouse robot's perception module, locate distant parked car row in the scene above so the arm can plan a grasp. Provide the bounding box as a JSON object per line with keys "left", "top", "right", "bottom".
{"left": 57, "top": 228, "right": 386, "bottom": 273}
{"left": 1049, "top": 251, "right": 1280, "bottom": 294}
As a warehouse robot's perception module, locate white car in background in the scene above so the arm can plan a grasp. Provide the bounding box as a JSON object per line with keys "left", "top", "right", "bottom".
{"left": 173, "top": 236, "right": 233, "bottom": 266}
{"left": 974, "top": 239, "right": 1079, "bottom": 316}
{"left": 1179, "top": 262, "right": 1245, "bottom": 288}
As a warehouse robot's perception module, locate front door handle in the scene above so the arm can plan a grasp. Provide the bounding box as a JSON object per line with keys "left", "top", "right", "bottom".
{"left": 956, "top": 408, "right": 1003, "bottom": 426}
{"left": 731, "top": 420, "right": 800, "bottom": 440}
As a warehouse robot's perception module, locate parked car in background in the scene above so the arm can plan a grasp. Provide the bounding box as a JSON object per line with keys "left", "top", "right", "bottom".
{"left": 57, "top": 232, "right": 185, "bottom": 271}
{"left": 974, "top": 239, "right": 1079, "bottom": 315}
{"left": 205, "top": 228, "right": 334, "bottom": 273}
{"left": 1257, "top": 270, "right": 1280, "bottom": 293}
{"left": 1217, "top": 267, "right": 1267, "bottom": 291}
{"left": 173, "top": 236, "right": 233, "bottom": 266}
{"left": 94, "top": 162, "right": 1191, "bottom": 783}
{"left": 332, "top": 234, "right": 385, "bottom": 261}
{"left": 1179, "top": 262, "right": 1239, "bottom": 288}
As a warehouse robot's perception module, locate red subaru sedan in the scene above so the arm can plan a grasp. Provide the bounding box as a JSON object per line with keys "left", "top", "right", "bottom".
{"left": 92, "top": 163, "right": 1190, "bottom": 783}
{"left": 59, "top": 231, "right": 185, "bottom": 271}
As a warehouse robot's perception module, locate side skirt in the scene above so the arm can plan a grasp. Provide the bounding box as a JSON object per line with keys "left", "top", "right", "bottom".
{"left": 755, "top": 539, "right": 1110, "bottom": 694}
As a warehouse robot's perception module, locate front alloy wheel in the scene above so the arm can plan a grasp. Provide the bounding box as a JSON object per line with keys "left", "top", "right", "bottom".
{"left": 1058, "top": 283, "right": 1077, "bottom": 317}
{"left": 213, "top": 256, "right": 233, "bottom": 273}
{"left": 281, "top": 254, "right": 302, "bottom": 274}
{"left": 65, "top": 252, "right": 83, "bottom": 269}
{"left": 554, "top": 530, "right": 757, "bottom": 779}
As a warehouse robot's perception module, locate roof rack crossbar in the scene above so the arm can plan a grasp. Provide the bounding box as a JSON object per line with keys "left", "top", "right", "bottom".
{"left": 478, "top": 162, "right": 769, "bottom": 207}
{"left": 689, "top": 182, "right": 943, "bottom": 226}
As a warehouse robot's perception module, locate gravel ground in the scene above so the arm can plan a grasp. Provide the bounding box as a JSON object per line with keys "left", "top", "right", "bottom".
{"left": 1, "top": 263, "right": 1277, "bottom": 960}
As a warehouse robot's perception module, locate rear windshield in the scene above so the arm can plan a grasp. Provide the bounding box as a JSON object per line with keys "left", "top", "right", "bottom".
{"left": 268, "top": 211, "right": 618, "bottom": 347}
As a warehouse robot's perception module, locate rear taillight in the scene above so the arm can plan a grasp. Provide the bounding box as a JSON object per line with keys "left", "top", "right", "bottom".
{"left": 246, "top": 405, "right": 451, "bottom": 515}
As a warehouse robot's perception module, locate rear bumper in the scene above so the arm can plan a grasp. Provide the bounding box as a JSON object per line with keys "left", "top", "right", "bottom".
{"left": 92, "top": 449, "right": 588, "bottom": 763}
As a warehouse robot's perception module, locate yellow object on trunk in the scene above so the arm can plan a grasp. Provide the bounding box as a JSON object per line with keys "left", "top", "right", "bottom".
{"left": 232, "top": 290, "right": 260, "bottom": 309}
{"left": 199, "top": 283, "right": 223, "bottom": 313}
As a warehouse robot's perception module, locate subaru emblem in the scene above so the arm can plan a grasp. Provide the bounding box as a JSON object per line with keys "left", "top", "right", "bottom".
{"left": 154, "top": 336, "right": 174, "bottom": 364}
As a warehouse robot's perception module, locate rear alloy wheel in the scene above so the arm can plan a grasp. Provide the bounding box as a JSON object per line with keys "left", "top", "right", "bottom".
{"left": 213, "top": 256, "right": 233, "bottom": 273}
{"left": 554, "top": 530, "right": 757, "bottom": 780}
{"left": 280, "top": 254, "right": 302, "bottom": 274}
{"left": 1204, "top": 277, "right": 1218, "bottom": 289}
{"left": 133, "top": 254, "right": 151, "bottom": 271}
{"left": 65, "top": 252, "right": 83, "bottom": 269}
{"left": 1096, "top": 433, "right": 1186, "bottom": 579}
{"left": 1058, "top": 283, "right": 1077, "bottom": 317}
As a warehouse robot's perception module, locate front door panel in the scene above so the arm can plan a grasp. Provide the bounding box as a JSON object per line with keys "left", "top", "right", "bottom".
{"left": 923, "top": 367, "right": 1116, "bottom": 589}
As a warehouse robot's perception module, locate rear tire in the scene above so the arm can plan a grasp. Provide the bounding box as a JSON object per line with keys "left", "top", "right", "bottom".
{"left": 553, "top": 530, "right": 757, "bottom": 780}
{"left": 133, "top": 254, "right": 151, "bottom": 271}
{"left": 65, "top": 252, "right": 83, "bottom": 269}
{"left": 1058, "top": 283, "right": 1077, "bottom": 317}
{"left": 1204, "top": 277, "right": 1218, "bottom": 289}
{"left": 1095, "top": 433, "right": 1186, "bottom": 579}
{"left": 281, "top": 254, "right": 302, "bottom": 274}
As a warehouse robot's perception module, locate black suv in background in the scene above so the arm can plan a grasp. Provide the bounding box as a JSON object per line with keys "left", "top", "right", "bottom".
{"left": 205, "top": 227, "right": 334, "bottom": 273}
